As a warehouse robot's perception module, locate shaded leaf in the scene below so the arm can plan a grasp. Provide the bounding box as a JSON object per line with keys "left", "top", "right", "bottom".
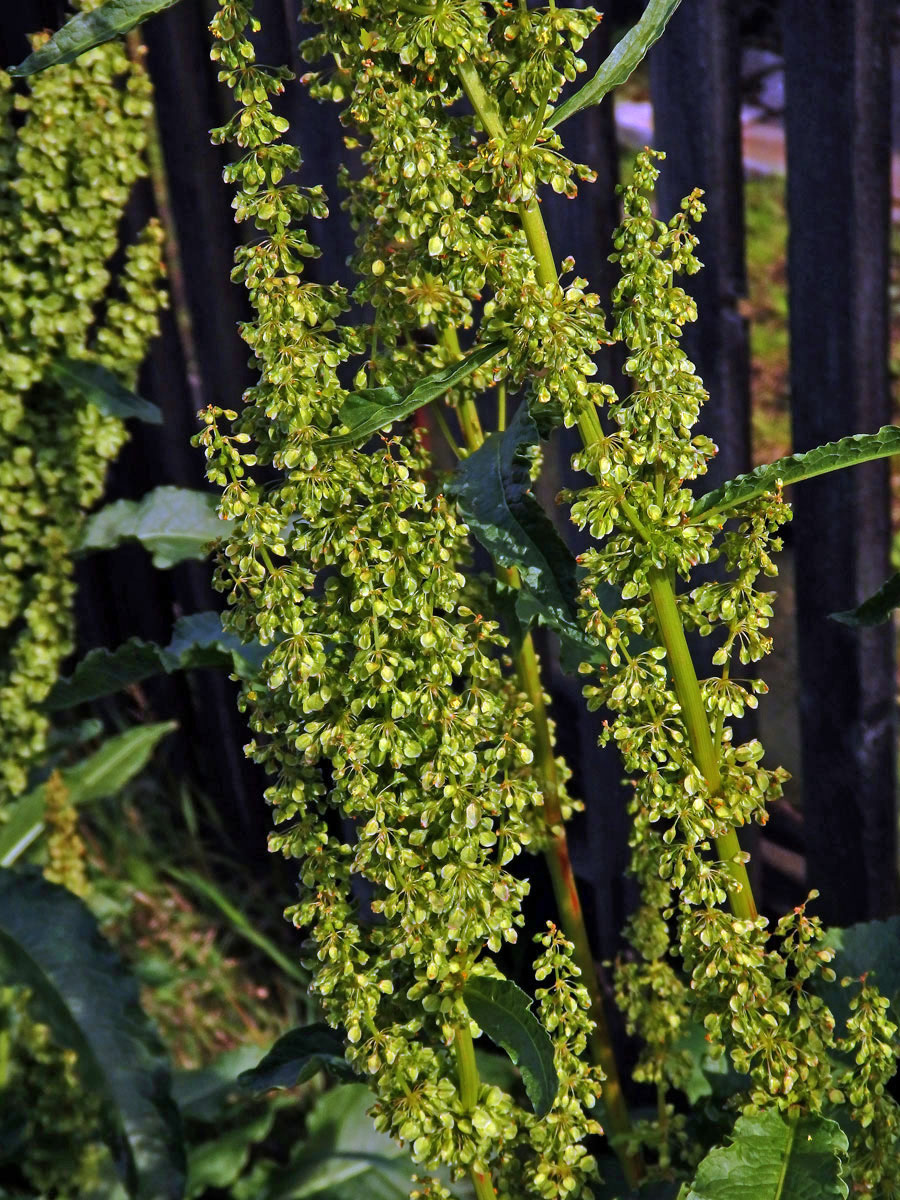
{"left": 51, "top": 358, "right": 161, "bottom": 425}
{"left": 816, "top": 916, "right": 900, "bottom": 1029}
{"left": 830, "top": 572, "right": 900, "bottom": 628}
{"left": 186, "top": 1107, "right": 275, "bottom": 1198}
{"left": 0, "top": 721, "right": 176, "bottom": 867}
{"left": 173, "top": 1047, "right": 266, "bottom": 1123}
{"left": 694, "top": 427, "right": 900, "bottom": 518}
{"left": 47, "top": 612, "right": 266, "bottom": 709}
{"left": 547, "top": 0, "right": 683, "bottom": 129}
{"left": 447, "top": 402, "right": 629, "bottom": 672}
{"left": 249, "top": 1084, "right": 413, "bottom": 1200}
{"left": 322, "top": 341, "right": 503, "bottom": 448}
{"left": 9, "top": 0, "right": 186, "bottom": 75}
{"left": 80, "top": 487, "right": 233, "bottom": 568}
{"left": 685, "top": 1109, "right": 848, "bottom": 1200}
{"left": 462, "top": 976, "right": 558, "bottom": 1117}
{"left": 0, "top": 868, "right": 185, "bottom": 1199}
{"left": 238, "top": 1024, "right": 353, "bottom": 1092}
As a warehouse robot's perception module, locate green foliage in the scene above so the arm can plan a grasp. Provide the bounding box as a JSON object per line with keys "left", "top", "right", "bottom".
{"left": 694, "top": 426, "right": 900, "bottom": 518}
{"left": 548, "top": 0, "right": 683, "bottom": 130}
{"left": 0, "top": 32, "right": 166, "bottom": 811}
{"left": 47, "top": 611, "right": 266, "bottom": 708}
{"left": 50, "top": 358, "right": 162, "bottom": 425}
{"left": 0, "top": 721, "right": 176, "bottom": 867}
{"left": 323, "top": 341, "right": 503, "bottom": 448}
{"left": 80, "top": 486, "right": 231, "bottom": 568}
{"left": 461, "top": 977, "right": 558, "bottom": 1117}
{"left": 0, "top": 868, "right": 185, "bottom": 1198}
{"left": 682, "top": 1110, "right": 849, "bottom": 1200}
{"left": 9, "top": 0, "right": 187, "bottom": 75}
{"left": 830, "top": 572, "right": 900, "bottom": 628}
{"left": 237, "top": 1024, "right": 354, "bottom": 1092}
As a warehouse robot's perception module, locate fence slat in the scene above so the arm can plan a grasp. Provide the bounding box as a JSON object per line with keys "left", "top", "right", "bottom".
{"left": 650, "top": 0, "right": 752, "bottom": 489}
{"left": 784, "top": 0, "right": 897, "bottom": 923}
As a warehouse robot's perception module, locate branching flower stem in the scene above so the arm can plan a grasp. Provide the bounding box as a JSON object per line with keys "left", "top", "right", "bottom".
{"left": 439, "top": 321, "right": 641, "bottom": 1186}
{"left": 454, "top": 1024, "right": 494, "bottom": 1200}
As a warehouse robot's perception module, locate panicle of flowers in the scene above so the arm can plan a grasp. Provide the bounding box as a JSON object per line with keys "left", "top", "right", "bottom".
{"left": 0, "top": 31, "right": 166, "bottom": 811}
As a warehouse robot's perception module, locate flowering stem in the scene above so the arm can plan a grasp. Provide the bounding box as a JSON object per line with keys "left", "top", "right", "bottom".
{"left": 454, "top": 1024, "right": 495, "bottom": 1200}
{"left": 647, "top": 569, "right": 757, "bottom": 920}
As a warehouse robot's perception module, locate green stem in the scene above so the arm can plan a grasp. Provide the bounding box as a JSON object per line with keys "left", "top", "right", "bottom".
{"left": 455, "top": 1023, "right": 495, "bottom": 1200}
{"left": 496, "top": 380, "right": 507, "bottom": 432}
{"left": 430, "top": 400, "right": 464, "bottom": 459}
{"left": 455, "top": 62, "right": 643, "bottom": 1188}
{"left": 648, "top": 569, "right": 757, "bottom": 920}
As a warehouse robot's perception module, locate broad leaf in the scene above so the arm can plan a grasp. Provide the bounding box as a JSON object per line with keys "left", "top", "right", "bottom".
{"left": 817, "top": 916, "right": 900, "bottom": 1028}
{"left": 462, "top": 976, "right": 558, "bottom": 1117}
{"left": 830, "top": 572, "right": 900, "bottom": 628}
{"left": 9, "top": 0, "right": 186, "bottom": 75}
{"left": 47, "top": 612, "right": 267, "bottom": 709}
{"left": 51, "top": 358, "right": 161, "bottom": 425}
{"left": 248, "top": 1084, "right": 413, "bottom": 1200}
{"left": 322, "top": 340, "right": 503, "bottom": 448}
{"left": 80, "top": 487, "right": 233, "bottom": 568}
{"left": 238, "top": 1024, "right": 353, "bottom": 1092}
{"left": 0, "top": 868, "right": 185, "bottom": 1198}
{"left": 547, "top": 0, "right": 683, "bottom": 129}
{"left": 0, "top": 721, "right": 175, "bottom": 867}
{"left": 173, "top": 1047, "right": 266, "bottom": 1122}
{"left": 694, "top": 426, "right": 900, "bottom": 518}
{"left": 447, "top": 402, "right": 626, "bottom": 672}
{"left": 684, "top": 1110, "right": 848, "bottom": 1200}
{"left": 186, "top": 1108, "right": 275, "bottom": 1199}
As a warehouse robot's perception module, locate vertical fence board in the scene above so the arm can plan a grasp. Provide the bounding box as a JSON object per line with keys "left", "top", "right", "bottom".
{"left": 784, "top": 0, "right": 897, "bottom": 923}
{"left": 650, "top": 0, "right": 752, "bottom": 490}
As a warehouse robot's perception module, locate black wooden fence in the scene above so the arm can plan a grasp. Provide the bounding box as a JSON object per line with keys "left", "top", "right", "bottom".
{"left": 0, "top": 0, "right": 896, "bottom": 949}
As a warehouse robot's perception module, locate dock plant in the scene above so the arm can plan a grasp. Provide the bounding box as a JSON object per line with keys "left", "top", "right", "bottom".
{"left": 9, "top": 1, "right": 900, "bottom": 1197}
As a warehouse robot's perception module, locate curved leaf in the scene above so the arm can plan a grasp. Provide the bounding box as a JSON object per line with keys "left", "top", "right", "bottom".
{"left": 816, "top": 916, "right": 900, "bottom": 1028}
{"left": 9, "top": 0, "right": 186, "bottom": 75}
{"left": 830, "top": 572, "right": 900, "bottom": 628}
{"left": 693, "top": 427, "right": 900, "bottom": 518}
{"left": 322, "top": 341, "right": 503, "bottom": 448}
{"left": 547, "top": 0, "right": 683, "bottom": 130}
{"left": 80, "top": 487, "right": 233, "bottom": 568}
{"left": 51, "top": 358, "right": 161, "bottom": 425}
{"left": 462, "top": 976, "right": 558, "bottom": 1117}
{"left": 47, "top": 613, "right": 266, "bottom": 709}
{"left": 238, "top": 1024, "right": 353, "bottom": 1092}
{"left": 685, "top": 1110, "right": 848, "bottom": 1200}
{"left": 0, "top": 721, "right": 176, "bottom": 867}
{"left": 447, "top": 402, "right": 629, "bottom": 671}
{"left": 0, "top": 868, "right": 185, "bottom": 1198}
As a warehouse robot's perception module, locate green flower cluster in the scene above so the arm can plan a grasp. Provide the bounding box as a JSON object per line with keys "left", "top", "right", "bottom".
{"left": 568, "top": 151, "right": 899, "bottom": 1188}
{"left": 0, "top": 985, "right": 109, "bottom": 1196}
{"left": 0, "top": 26, "right": 166, "bottom": 809}
{"left": 204, "top": 2, "right": 606, "bottom": 1194}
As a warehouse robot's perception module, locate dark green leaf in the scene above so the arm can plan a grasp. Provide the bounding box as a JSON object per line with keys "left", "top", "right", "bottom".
{"left": 694, "top": 427, "right": 900, "bottom": 519}
{"left": 462, "top": 976, "right": 558, "bottom": 1117}
{"left": 9, "top": 0, "right": 186, "bottom": 75}
{"left": 47, "top": 613, "right": 266, "bottom": 709}
{"left": 172, "top": 1047, "right": 265, "bottom": 1123}
{"left": 547, "top": 0, "right": 683, "bottom": 129}
{"left": 830, "top": 572, "right": 900, "bottom": 628}
{"left": 80, "top": 487, "right": 233, "bottom": 568}
{"left": 322, "top": 341, "right": 503, "bottom": 448}
{"left": 816, "top": 916, "right": 900, "bottom": 1028}
{"left": 51, "top": 358, "right": 161, "bottom": 425}
{"left": 186, "top": 1108, "right": 275, "bottom": 1198}
{"left": 0, "top": 721, "right": 176, "bottom": 867}
{"left": 47, "top": 640, "right": 168, "bottom": 709}
{"left": 251, "top": 1084, "right": 413, "bottom": 1200}
{"left": 447, "top": 402, "right": 628, "bottom": 672}
{"left": 0, "top": 868, "right": 185, "bottom": 1199}
{"left": 166, "top": 611, "right": 268, "bottom": 676}
{"left": 238, "top": 1024, "right": 353, "bottom": 1092}
{"left": 684, "top": 1110, "right": 848, "bottom": 1200}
